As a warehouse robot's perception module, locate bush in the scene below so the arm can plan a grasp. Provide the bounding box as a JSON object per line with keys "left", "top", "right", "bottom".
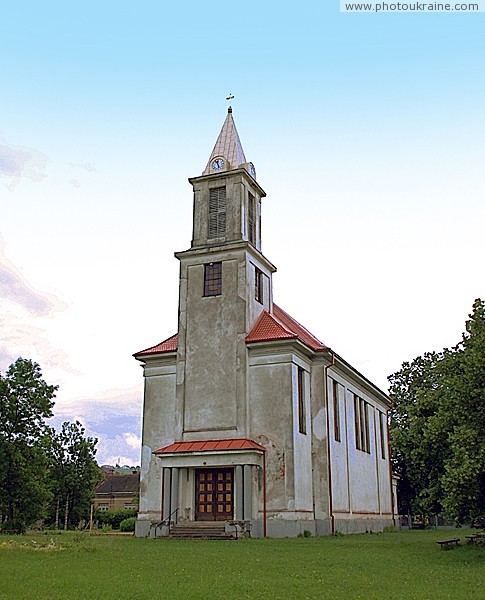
{"left": 119, "top": 517, "right": 136, "bottom": 532}
{"left": 95, "top": 509, "right": 137, "bottom": 530}
{"left": 2, "top": 519, "right": 25, "bottom": 534}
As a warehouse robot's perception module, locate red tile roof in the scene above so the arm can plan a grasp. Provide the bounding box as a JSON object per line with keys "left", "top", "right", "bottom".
{"left": 272, "top": 304, "right": 329, "bottom": 352}
{"left": 133, "top": 333, "right": 178, "bottom": 357}
{"left": 246, "top": 304, "right": 329, "bottom": 352}
{"left": 245, "top": 310, "right": 297, "bottom": 344}
{"left": 154, "top": 439, "right": 265, "bottom": 454}
{"left": 135, "top": 305, "right": 329, "bottom": 357}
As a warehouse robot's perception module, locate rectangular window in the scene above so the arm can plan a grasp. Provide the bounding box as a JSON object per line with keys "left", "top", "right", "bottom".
{"left": 333, "top": 380, "right": 341, "bottom": 442}
{"left": 379, "top": 411, "right": 387, "bottom": 459}
{"left": 248, "top": 192, "right": 255, "bottom": 244}
{"left": 255, "top": 267, "right": 263, "bottom": 304}
{"left": 354, "top": 394, "right": 370, "bottom": 453}
{"left": 354, "top": 394, "right": 361, "bottom": 449}
{"left": 203, "top": 262, "right": 222, "bottom": 296}
{"left": 298, "top": 367, "right": 306, "bottom": 434}
{"left": 209, "top": 187, "right": 226, "bottom": 238}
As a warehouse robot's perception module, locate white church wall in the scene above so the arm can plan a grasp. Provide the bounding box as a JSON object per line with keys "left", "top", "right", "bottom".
{"left": 136, "top": 359, "right": 176, "bottom": 535}
{"left": 291, "top": 360, "right": 314, "bottom": 513}
{"left": 248, "top": 352, "right": 294, "bottom": 513}
{"left": 328, "top": 374, "right": 351, "bottom": 514}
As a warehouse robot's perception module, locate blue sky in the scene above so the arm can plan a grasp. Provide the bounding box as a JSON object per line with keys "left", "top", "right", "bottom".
{"left": 1, "top": 2, "right": 484, "bottom": 465}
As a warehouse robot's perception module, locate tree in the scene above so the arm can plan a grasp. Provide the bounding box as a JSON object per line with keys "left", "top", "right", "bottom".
{"left": 47, "top": 421, "right": 102, "bottom": 529}
{"left": 0, "top": 358, "right": 57, "bottom": 529}
{"left": 389, "top": 299, "right": 485, "bottom": 525}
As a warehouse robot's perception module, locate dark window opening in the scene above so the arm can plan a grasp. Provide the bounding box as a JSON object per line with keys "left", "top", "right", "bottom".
{"left": 354, "top": 394, "right": 370, "bottom": 453}
{"left": 255, "top": 267, "right": 263, "bottom": 304}
{"left": 298, "top": 367, "right": 306, "bottom": 434}
{"left": 209, "top": 187, "right": 226, "bottom": 238}
{"left": 248, "top": 192, "right": 255, "bottom": 244}
{"left": 203, "top": 262, "right": 222, "bottom": 297}
{"left": 333, "top": 380, "right": 341, "bottom": 442}
{"left": 379, "top": 411, "right": 387, "bottom": 459}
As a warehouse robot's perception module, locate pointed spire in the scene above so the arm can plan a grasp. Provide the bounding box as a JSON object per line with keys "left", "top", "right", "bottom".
{"left": 202, "top": 108, "right": 248, "bottom": 175}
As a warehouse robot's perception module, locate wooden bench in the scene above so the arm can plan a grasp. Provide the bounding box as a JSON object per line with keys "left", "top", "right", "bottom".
{"left": 436, "top": 538, "right": 460, "bottom": 549}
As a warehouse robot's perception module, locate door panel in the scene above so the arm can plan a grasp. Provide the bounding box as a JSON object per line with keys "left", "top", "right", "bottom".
{"left": 196, "top": 468, "right": 233, "bottom": 521}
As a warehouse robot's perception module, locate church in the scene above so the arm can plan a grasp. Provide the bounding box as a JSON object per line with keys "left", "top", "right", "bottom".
{"left": 134, "top": 108, "right": 396, "bottom": 538}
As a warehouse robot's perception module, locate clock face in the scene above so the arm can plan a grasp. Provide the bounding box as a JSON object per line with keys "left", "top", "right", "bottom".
{"left": 212, "top": 158, "right": 224, "bottom": 171}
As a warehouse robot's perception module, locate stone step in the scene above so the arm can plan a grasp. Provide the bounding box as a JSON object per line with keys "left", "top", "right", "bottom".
{"left": 168, "top": 522, "right": 234, "bottom": 540}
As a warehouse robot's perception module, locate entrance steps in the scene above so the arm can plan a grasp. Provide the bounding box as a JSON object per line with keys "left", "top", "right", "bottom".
{"left": 168, "top": 521, "right": 234, "bottom": 540}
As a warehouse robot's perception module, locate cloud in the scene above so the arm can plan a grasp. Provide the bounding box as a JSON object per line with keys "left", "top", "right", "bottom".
{"left": 125, "top": 432, "right": 141, "bottom": 450}
{"left": 54, "top": 385, "right": 142, "bottom": 422}
{"left": 0, "top": 236, "right": 65, "bottom": 317}
{"left": 68, "top": 161, "right": 96, "bottom": 172}
{"left": 51, "top": 385, "right": 143, "bottom": 466}
{"left": 0, "top": 138, "right": 47, "bottom": 190}
{"left": 67, "top": 162, "right": 96, "bottom": 188}
{"left": 0, "top": 346, "right": 17, "bottom": 374}
{"left": 0, "top": 312, "right": 74, "bottom": 376}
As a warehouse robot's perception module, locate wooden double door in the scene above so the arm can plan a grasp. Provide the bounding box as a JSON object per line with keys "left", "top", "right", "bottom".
{"left": 195, "top": 468, "right": 233, "bottom": 521}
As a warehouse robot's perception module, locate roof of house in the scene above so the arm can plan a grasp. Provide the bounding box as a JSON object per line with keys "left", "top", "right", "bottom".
{"left": 95, "top": 473, "right": 139, "bottom": 495}
{"left": 134, "top": 304, "right": 329, "bottom": 358}
{"left": 154, "top": 439, "right": 265, "bottom": 455}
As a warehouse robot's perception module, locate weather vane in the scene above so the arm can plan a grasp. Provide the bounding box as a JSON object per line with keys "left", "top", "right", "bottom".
{"left": 226, "top": 94, "right": 234, "bottom": 102}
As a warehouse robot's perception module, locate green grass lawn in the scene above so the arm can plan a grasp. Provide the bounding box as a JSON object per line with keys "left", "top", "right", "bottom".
{"left": 0, "top": 529, "right": 483, "bottom": 599}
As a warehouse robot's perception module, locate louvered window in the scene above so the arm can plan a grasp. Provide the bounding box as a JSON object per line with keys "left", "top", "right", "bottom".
{"left": 209, "top": 187, "right": 226, "bottom": 238}
{"left": 248, "top": 192, "right": 255, "bottom": 244}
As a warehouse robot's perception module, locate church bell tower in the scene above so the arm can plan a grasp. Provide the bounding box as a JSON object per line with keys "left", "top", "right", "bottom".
{"left": 173, "top": 107, "right": 276, "bottom": 441}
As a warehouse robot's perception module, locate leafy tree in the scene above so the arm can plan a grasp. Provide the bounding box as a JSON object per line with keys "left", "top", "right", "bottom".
{"left": 47, "top": 421, "right": 102, "bottom": 529}
{"left": 0, "top": 358, "right": 57, "bottom": 529}
{"left": 389, "top": 299, "right": 485, "bottom": 525}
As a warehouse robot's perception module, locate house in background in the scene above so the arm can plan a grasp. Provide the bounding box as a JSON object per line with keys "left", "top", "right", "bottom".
{"left": 94, "top": 472, "right": 139, "bottom": 512}
{"left": 134, "top": 108, "right": 395, "bottom": 538}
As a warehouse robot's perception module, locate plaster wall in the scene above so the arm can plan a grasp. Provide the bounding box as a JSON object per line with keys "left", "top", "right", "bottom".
{"left": 249, "top": 349, "right": 316, "bottom": 519}
{"left": 346, "top": 385, "right": 379, "bottom": 514}
{"left": 183, "top": 259, "right": 239, "bottom": 432}
{"left": 328, "top": 374, "right": 350, "bottom": 514}
{"left": 291, "top": 362, "right": 313, "bottom": 512}
{"left": 138, "top": 359, "right": 176, "bottom": 520}
{"left": 248, "top": 353, "right": 294, "bottom": 513}
{"left": 310, "top": 360, "right": 330, "bottom": 520}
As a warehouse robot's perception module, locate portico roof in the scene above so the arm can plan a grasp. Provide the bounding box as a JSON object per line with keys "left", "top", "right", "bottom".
{"left": 154, "top": 439, "right": 265, "bottom": 455}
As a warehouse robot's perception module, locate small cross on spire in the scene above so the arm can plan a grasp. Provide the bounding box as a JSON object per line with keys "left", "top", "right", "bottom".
{"left": 226, "top": 94, "right": 234, "bottom": 112}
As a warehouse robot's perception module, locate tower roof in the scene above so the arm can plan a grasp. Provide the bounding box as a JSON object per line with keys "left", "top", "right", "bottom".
{"left": 202, "top": 108, "right": 248, "bottom": 175}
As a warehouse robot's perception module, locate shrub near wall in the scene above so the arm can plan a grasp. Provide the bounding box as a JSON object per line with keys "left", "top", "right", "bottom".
{"left": 95, "top": 509, "right": 137, "bottom": 530}
{"left": 119, "top": 517, "right": 136, "bottom": 532}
